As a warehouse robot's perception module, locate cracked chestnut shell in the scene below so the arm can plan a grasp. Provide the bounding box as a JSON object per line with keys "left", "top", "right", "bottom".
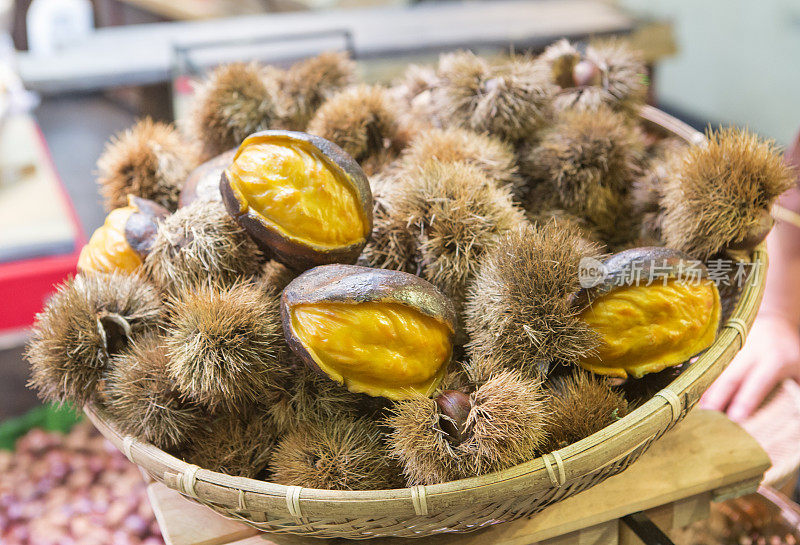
{"left": 573, "top": 247, "right": 721, "bottom": 379}
{"left": 220, "top": 131, "right": 373, "bottom": 271}
{"left": 281, "top": 265, "right": 456, "bottom": 399}
{"left": 78, "top": 195, "right": 169, "bottom": 274}
{"left": 178, "top": 149, "right": 235, "bottom": 207}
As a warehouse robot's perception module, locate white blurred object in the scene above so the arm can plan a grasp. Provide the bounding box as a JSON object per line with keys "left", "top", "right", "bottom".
{"left": 26, "top": 0, "right": 94, "bottom": 56}
{"left": 0, "top": 33, "right": 39, "bottom": 119}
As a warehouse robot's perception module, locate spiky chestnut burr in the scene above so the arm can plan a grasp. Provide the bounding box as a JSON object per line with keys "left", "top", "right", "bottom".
{"left": 26, "top": 272, "right": 163, "bottom": 405}
{"left": 536, "top": 38, "right": 648, "bottom": 113}
{"left": 104, "top": 333, "right": 204, "bottom": 451}
{"left": 184, "top": 408, "right": 278, "bottom": 479}
{"left": 542, "top": 370, "right": 627, "bottom": 452}
{"left": 521, "top": 105, "right": 644, "bottom": 241}
{"left": 188, "top": 62, "right": 285, "bottom": 161}
{"left": 434, "top": 51, "right": 554, "bottom": 142}
{"left": 307, "top": 84, "right": 415, "bottom": 176}
{"left": 269, "top": 415, "right": 400, "bottom": 490}
{"left": 96, "top": 118, "right": 197, "bottom": 212}
{"left": 164, "top": 281, "right": 287, "bottom": 412}
{"left": 266, "top": 363, "right": 364, "bottom": 435}
{"left": 660, "top": 127, "right": 795, "bottom": 260}
{"left": 464, "top": 221, "right": 601, "bottom": 380}
{"left": 143, "top": 201, "right": 263, "bottom": 295}
{"left": 387, "top": 160, "right": 527, "bottom": 318}
{"left": 279, "top": 51, "right": 357, "bottom": 129}
{"left": 385, "top": 370, "right": 549, "bottom": 485}
{"left": 399, "top": 127, "right": 523, "bottom": 197}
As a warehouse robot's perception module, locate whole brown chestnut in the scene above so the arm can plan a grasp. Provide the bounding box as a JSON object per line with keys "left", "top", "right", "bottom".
{"left": 78, "top": 195, "right": 169, "bottom": 274}
{"left": 220, "top": 131, "right": 373, "bottom": 271}
{"left": 178, "top": 149, "right": 235, "bottom": 207}
{"left": 572, "top": 247, "right": 721, "bottom": 379}
{"left": 281, "top": 264, "right": 456, "bottom": 399}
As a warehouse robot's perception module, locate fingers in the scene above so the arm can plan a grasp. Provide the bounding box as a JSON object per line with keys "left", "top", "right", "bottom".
{"left": 699, "top": 353, "right": 752, "bottom": 412}
{"left": 726, "top": 359, "right": 787, "bottom": 422}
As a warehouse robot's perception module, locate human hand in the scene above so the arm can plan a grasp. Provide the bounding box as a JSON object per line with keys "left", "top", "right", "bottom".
{"left": 700, "top": 314, "right": 800, "bottom": 422}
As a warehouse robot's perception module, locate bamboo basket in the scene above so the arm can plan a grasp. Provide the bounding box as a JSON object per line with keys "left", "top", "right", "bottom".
{"left": 84, "top": 105, "right": 768, "bottom": 540}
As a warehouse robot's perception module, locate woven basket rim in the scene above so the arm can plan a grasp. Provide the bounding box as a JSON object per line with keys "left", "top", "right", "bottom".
{"left": 84, "top": 105, "right": 768, "bottom": 521}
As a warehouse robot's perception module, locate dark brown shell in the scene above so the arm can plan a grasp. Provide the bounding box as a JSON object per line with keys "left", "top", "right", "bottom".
{"left": 178, "top": 149, "right": 235, "bottom": 208}
{"left": 220, "top": 131, "right": 373, "bottom": 271}
{"left": 124, "top": 196, "right": 169, "bottom": 259}
{"left": 571, "top": 246, "right": 709, "bottom": 309}
{"left": 281, "top": 264, "right": 457, "bottom": 383}
{"left": 724, "top": 209, "right": 773, "bottom": 253}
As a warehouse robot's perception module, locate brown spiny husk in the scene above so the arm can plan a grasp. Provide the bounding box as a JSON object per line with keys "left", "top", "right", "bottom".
{"left": 189, "top": 62, "right": 285, "bottom": 160}
{"left": 391, "top": 63, "right": 438, "bottom": 106}
{"left": 164, "top": 281, "right": 287, "bottom": 411}
{"left": 258, "top": 259, "right": 297, "bottom": 293}
{"left": 660, "top": 127, "right": 795, "bottom": 260}
{"left": 266, "top": 363, "right": 363, "bottom": 435}
{"left": 399, "top": 127, "right": 523, "bottom": 196}
{"left": 434, "top": 52, "right": 554, "bottom": 142}
{"left": 385, "top": 393, "right": 471, "bottom": 485}
{"left": 269, "top": 416, "right": 399, "bottom": 490}
{"left": 97, "top": 118, "right": 196, "bottom": 212}
{"left": 631, "top": 137, "right": 688, "bottom": 246}
{"left": 26, "top": 272, "right": 163, "bottom": 405}
{"left": 464, "top": 222, "right": 601, "bottom": 380}
{"left": 391, "top": 161, "right": 527, "bottom": 317}
{"left": 307, "top": 84, "right": 415, "bottom": 176}
{"left": 280, "top": 51, "right": 357, "bottom": 129}
{"left": 390, "top": 63, "right": 440, "bottom": 127}
{"left": 468, "top": 370, "right": 549, "bottom": 474}
{"left": 358, "top": 176, "right": 419, "bottom": 273}
{"left": 385, "top": 369, "right": 548, "bottom": 485}
{"left": 525, "top": 208, "right": 606, "bottom": 252}
{"left": 537, "top": 38, "right": 648, "bottom": 113}
{"left": 184, "top": 408, "right": 278, "bottom": 479}
{"left": 144, "top": 201, "right": 263, "bottom": 295}
{"left": 542, "top": 370, "right": 627, "bottom": 452}
{"left": 105, "top": 332, "right": 204, "bottom": 450}
{"left": 522, "top": 105, "right": 644, "bottom": 240}
{"left": 535, "top": 39, "right": 581, "bottom": 89}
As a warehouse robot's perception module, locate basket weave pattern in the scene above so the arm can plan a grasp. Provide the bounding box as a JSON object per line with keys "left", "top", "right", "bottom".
{"left": 84, "top": 106, "right": 768, "bottom": 539}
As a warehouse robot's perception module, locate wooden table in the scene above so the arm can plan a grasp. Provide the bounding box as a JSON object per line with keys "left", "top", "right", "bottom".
{"left": 147, "top": 410, "right": 770, "bottom": 545}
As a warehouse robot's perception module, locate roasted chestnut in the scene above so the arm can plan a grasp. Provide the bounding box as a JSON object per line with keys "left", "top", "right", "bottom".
{"left": 220, "top": 131, "right": 373, "bottom": 270}
{"left": 573, "top": 247, "right": 721, "bottom": 379}
{"left": 281, "top": 265, "right": 456, "bottom": 399}
{"left": 178, "top": 149, "right": 235, "bottom": 207}
{"left": 78, "top": 195, "right": 169, "bottom": 274}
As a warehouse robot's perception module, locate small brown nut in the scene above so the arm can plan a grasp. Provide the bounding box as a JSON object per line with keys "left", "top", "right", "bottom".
{"left": 724, "top": 208, "right": 774, "bottom": 254}
{"left": 178, "top": 149, "right": 235, "bottom": 207}
{"left": 572, "top": 247, "right": 721, "bottom": 379}
{"left": 78, "top": 195, "right": 169, "bottom": 274}
{"left": 435, "top": 390, "right": 472, "bottom": 444}
{"left": 220, "top": 131, "right": 373, "bottom": 270}
{"left": 281, "top": 264, "right": 456, "bottom": 399}
{"left": 572, "top": 59, "right": 602, "bottom": 87}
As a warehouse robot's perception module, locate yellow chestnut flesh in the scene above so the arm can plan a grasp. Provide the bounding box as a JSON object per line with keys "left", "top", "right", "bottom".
{"left": 227, "top": 141, "right": 366, "bottom": 248}
{"left": 578, "top": 278, "right": 720, "bottom": 379}
{"left": 290, "top": 301, "right": 452, "bottom": 399}
{"left": 78, "top": 206, "right": 141, "bottom": 274}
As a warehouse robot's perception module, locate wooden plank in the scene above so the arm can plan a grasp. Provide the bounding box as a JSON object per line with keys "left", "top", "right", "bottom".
{"left": 537, "top": 520, "right": 618, "bottom": 545}
{"left": 17, "top": 0, "right": 637, "bottom": 94}
{"left": 617, "top": 494, "right": 711, "bottom": 545}
{"left": 148, "top": 483, "right": 259, "bottom": 545}
{"left": 147, "top": 410, "right": 769, "bottom": 545}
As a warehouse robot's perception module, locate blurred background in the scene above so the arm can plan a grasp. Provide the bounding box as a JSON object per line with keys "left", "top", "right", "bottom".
{"left": 1, "top": 0, "right": 799, "bottom": 543}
